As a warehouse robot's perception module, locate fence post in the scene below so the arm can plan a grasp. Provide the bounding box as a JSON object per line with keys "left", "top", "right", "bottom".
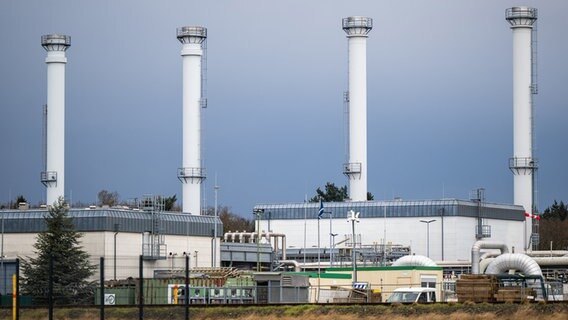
{"left": 100, "top": 257, "right": 104, "bottom": 320}
{"left": 48, "top": 255, "right": 53, "bottom": 320}
{"left": 139, "top": 255, "right": 143, "bottom": 320}
{"left": 185, "top": 254, "right": 189, "bottom": 320}
{"left": 14, "top": 258, "right": 20, "bottom": 320}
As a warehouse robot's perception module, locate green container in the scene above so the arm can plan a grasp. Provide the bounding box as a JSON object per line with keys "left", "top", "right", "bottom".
{"left": 94, "top": 287, "right": 136, "bottom": 305}
{"left": 0, "top": 295, "right": 33, "bottom": 307}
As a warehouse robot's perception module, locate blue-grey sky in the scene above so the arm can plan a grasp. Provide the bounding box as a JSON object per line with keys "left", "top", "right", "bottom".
{"left": 1, "top": 0, "right": 567, "bottom": 216}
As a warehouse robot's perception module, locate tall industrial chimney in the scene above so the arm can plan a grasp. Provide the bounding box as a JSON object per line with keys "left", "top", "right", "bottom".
{"left": 41, "top": 34, "right": 70, "bottom": 206}
{"left": 342, "top": 17, "right": 372, "bottom": 201}
{"left": 505, "top": 7, "right": 538, "bottom": 250}
{"left": 177, "top": 26, "right": 207, "bottom": 215}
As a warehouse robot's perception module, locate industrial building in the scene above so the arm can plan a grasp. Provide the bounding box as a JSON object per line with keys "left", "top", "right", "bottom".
{"left": 250, "top": 8, "right": 539, "bottom": 265}
{"left": 0, "top": 204, "right": 221, "bottom": 292}
{"left": 253, "top": 199, "right": 525, "bottom": 263}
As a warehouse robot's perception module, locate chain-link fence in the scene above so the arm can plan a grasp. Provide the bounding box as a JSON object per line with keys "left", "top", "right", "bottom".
{"left": 1, "top": 256, "right": 560, "bottom": 320}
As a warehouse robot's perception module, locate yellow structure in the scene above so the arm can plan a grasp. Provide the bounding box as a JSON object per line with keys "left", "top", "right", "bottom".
{"left": 304, "top": 266, "right": 443, "bottom": 303}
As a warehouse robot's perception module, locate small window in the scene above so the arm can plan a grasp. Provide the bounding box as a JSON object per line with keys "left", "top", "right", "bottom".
{"left": 420, "top": 275, "right": 437, "bottom": 289}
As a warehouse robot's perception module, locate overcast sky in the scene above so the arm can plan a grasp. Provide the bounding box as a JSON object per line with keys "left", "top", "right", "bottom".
{"left": 1, "top": 0, "right": 566, "bottom": 216}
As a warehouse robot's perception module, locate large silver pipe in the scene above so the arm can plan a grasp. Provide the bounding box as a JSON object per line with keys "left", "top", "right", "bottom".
{"left": 282, "top": 235, "right": 287, "bottom": 260}
{"left": 392, "top": 255, "right": 437, "bottom": 267}
{"left": 471, "top": 241, "right": 509, "bottom": 274}
{"left": 527, "top": 251, "right": 568, "bottom": 257}
{"left": 480, "top": 252, "right": 501, "bottom": 260}
{"left": 278, "top": 260, "right": 301, "bottom": 272}
{"left": 434, "top": 261, "right": 471, "bottom": 266}
{"left": 532, "top": 257, "right": 568, "bottom": 266}
{"left": 485, "top": 253, "right": 542, "bottom": 276}
{"left": 479, "top": 258, "right": 495, "bottom": 274}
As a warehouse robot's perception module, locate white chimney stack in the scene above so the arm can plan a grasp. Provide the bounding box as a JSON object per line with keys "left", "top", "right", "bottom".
{"left": 177, "top": 26, "right": 207, "bottom": 215}
{"left": 41, "top": 34, "right": 70, "bottom": 206}
{"left": 505, "top": 7, "right": 538, "bottom": 250}
{"left": 342, "top": 17, "right": 372, "bottom": 201}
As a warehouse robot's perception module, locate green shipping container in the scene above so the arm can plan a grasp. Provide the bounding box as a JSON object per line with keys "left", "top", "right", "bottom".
{"left": 94, "top": 287, "right": 136, "bottom": 305}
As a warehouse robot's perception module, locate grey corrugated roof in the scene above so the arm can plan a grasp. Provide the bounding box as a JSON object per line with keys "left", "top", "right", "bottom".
{"left": 0, "top": 208, "right": 221, "bottom": 236}
{"left": 254, "top": 199, "right": 525, "bottom": 221}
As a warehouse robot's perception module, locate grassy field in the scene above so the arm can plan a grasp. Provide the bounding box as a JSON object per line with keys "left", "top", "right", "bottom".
{"left": 1, "top": 303, "right": 568, "bottom": 320}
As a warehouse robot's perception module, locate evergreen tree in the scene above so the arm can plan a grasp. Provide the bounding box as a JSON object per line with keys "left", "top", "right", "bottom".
{"left": 309, "top": 182, "right": 375, "bottom": 202}
{"left": 309, "top": 182, "right": 349, "bottom": 202}
{"left": 542, "top": 200, "right": 568, "bottom": 221}
{"left": 538, "top": 200, "right": 568, "bottom": 250}
{"left": 9, "top": 195, "right": 27, "bottom": 209}
{"left": 163, "top": 194, "right": 178, "bottom": 211}
{"left": 20, "top": 197, "right": 96, "bottom": 305}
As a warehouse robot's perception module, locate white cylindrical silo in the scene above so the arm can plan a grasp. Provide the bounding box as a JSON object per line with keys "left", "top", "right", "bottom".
{"left": 505, "top": 7, "right": 537, "bottom": 250}
{"left": 177, "top": 26, "right": 207, "bottom": 215}
{"left": 41, "top": 34, "right": 70, "bottom": 206}
{"left": 342, "top": 17, "right": 372, "bottom": 201}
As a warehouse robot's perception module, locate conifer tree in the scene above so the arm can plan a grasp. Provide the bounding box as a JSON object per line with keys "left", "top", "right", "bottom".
{"left": 20, "top": 197, "right": 96, "bottom": 304}
{"left": 309, "top": 182, "right": 374, "bottom": 202}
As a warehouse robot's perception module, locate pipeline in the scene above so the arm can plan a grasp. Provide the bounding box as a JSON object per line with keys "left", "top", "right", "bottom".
{"left": 276, "top": 260, "right": 301, "bottom": 272}
{"left": 471, "top": 241, "right": 509, "bottom": 274}
{"left": 526, "top": 250, "right": 568, "bottom": 257}
{"left": 485, "top": 253, "right": 542, "bottom": 276}
{"left": 223, "top": 231, "right": 288, "bottom": 260}
{"left": 392, "top": 254, "right": 437, "bottom": 267}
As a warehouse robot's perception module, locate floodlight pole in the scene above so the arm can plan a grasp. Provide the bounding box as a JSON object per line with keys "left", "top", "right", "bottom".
{"left": 113, "top": 223, "right": 119, "bottom": 280}
{"left": 420, "top": 219, "right": 436, "bottom": 258}
{"left": 213, "top": 182, "right": 219, "bottom": 267}
{"left": 328, "top": 210, "right": 334, "bottom": 266}
{"left": 253, "top": 208, "right": 264, "bottom": 272}
{"left": 347, "top": 210, "right": 360, "bottom": 283}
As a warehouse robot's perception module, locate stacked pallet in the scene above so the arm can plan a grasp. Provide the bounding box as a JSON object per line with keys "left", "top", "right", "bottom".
{"left": 494, "top": 287, "right": 536, "bottom": 303}
{"left": 456, "top": 274, "right": 498, "bottom": 303}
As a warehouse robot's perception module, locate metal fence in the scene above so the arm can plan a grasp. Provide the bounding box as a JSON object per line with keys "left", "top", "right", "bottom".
{"left": 1, "top": 256, "right": 563, "bottom": 320}
{"left": 1, "top": 255, "right": 310, "bottom": 319}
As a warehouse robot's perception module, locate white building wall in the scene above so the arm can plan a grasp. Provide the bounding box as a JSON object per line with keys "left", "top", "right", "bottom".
{"left": 259, "top": 216, "right": 524, "bottom": 262}
{"left": 2, "top": 232, "right": 218, "bottom": 280}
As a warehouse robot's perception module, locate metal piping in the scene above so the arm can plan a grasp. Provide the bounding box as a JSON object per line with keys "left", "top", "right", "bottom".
{"left": 282, "top": 235, "right": 287, "bottom": 260}
{"left": 434, "top": 261, "right": 471, "bottom": 267}
{"left": 277, "top": 260, "right": 301, "bottom": 272}
{"left": 471, "top": 241, "right": 509, "bottom": 274}
{"left": 526, "top": 251, "right": 568, "bottom": 257}
{"left": 485, "top": 253, "right": 542, "bottom": 276}
{"left": 479, "top": 258, "right": 495, "bottom": 274}
{"left": 222, "top": 231, "right": 287, "bottom": 259}
{"left": 532, "top": 257, "right": 568, "bottom": 266}
{"left": 392, "top": 255, "right": 437, "bottom": 267}
{"left": 480, "top": 252, "right": 501, "bottom": 260}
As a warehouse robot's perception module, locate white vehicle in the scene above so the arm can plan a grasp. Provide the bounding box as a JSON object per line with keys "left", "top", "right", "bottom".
{"left": 386, "top": 287, "right": 436, "bottom": 303}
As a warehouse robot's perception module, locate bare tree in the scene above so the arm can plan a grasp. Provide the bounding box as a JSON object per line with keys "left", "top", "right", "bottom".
{"left": 204, "top": 206, "right": 254, "bottom": 233}
{"left": 97, "top": 190, "right": 119, "bottom": 207}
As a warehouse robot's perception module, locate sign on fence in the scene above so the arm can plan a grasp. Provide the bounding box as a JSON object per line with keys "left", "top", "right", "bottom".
{"left": 104, "top": 293, "right": 116, "bottom": 305}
